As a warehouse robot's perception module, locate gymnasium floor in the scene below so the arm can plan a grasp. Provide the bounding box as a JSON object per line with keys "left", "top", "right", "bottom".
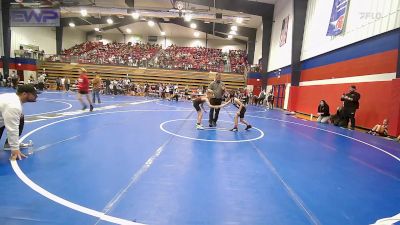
{"left": 0, "top": 87, "right": 399, "bottom": 225}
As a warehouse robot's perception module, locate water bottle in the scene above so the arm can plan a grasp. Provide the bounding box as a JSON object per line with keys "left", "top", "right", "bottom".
{"left": 28, "top": 140, "right": 34, "bottom": 155}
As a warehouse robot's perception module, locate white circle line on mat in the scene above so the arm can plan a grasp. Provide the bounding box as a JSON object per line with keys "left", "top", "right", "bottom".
{"left": 160, "top": 118, "right": 264, "bottom": 143}
{"left": 26, "top": 99, "right": 73, "bottom": 117}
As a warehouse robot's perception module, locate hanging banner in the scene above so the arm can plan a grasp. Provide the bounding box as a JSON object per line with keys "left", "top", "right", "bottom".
{"left": 10, "top": 8, "right": 60, "bottom": 27}
{"left": 279, "top": 16, "right": 289, "bottom": 47}
{"left": 326, "top": 0, "right": 350, "bottom": 36}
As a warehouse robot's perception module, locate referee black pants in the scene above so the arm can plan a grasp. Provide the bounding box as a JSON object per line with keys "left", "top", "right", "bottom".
{"left": 209, "top": 98, "right": 222, "bottom": 124}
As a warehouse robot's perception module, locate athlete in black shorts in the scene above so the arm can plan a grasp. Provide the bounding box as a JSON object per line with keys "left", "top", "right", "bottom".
{"left": 228, "top": 92, "right": 252, "bottom": 131}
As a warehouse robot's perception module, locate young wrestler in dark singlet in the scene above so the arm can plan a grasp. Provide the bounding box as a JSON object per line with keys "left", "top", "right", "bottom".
{"left": 193, "top": 90, "right": 229, "bottom": 129}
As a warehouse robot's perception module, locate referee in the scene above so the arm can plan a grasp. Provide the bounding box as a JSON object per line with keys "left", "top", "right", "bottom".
{"left": 207, "top": 73, "right": 226, "bottom": 127}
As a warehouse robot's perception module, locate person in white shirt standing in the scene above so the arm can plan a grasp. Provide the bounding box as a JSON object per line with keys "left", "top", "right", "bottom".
{"left": 0, "top": 84, "right": 38, "bottom": 160}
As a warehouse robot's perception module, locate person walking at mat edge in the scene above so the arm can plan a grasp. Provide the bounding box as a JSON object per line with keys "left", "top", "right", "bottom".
{"left": 77, "top": 68, "right": 94, "bottom": 111}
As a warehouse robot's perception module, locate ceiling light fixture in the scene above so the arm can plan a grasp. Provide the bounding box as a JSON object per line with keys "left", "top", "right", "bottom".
{"left": 229, "top": 30, "right": 237, "bottom": 35}
{"left": 148, "top": 20, "right": 155, "bottom": 27}
{"left": 236, "top": 17, "right": 243, "bottom": 23}
{"left": 69, "top": 22, "right": 75, "bottom": 27}
{"left": 231, "top": 25, "right": 238, "bottom": 31}
{"left": 107, "top": 18, "right": 113, "bottom": 24}
{"left": 190, "top": 23, "right": 197, "bottom": 29}
{"left": 184, "top": 14, "right": 192, "bottom": 22}
{"left": 126, "top": 28, "right": 132, "bottom": 33}
{"left": 161, "top": 31, "right": 166, "bottom": 36}
{"left": 80, "top": 9, "right": 87, "bottom": 17}
{"left": 94, "top": 27, "right": 100, "bottom": 32}
{"left": 194, "top": 31, "right": 200, "bottom": 37}
{"left": 228, "top": 34, "right": 233, "bottom": 39}
{"left": 131, "top": 12, "right": 140, "bottom": 19}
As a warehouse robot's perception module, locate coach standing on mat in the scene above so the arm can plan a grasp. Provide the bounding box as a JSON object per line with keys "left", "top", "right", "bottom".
{"left": 208, "top": 73, "right": 226, "bottom": 127}
{"left": 0, "top": 84, "right": 38, "bottom": 160}
{"left": 340, "top": 85, "right": 361, "bottom": 130}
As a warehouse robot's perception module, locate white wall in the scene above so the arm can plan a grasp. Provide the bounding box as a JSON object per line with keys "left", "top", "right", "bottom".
{"left": 208, "top": 39, "right": 246, "bottom": 51}
{"left": 253, "top": 23, "right": 263, "bottom": 64}
{"left": 301, "top": 0, "right": 400, "bottom": 60}
{"left": 11, "top": 27, "right": 56, "bottom": 55}
{"left": 62, "top": 28, "right": 86, "bottom": 50}
{"left": 87, "top": 33, "right": 125, "bottom": 44}
{"left": 283, "top": 83, "right": 291, "bottom": 110}
{"left": 267, "top": 0, "right": 294, "bottom": 72}
{"left": 10, "top": 27, "right": 86, "bottom": 56}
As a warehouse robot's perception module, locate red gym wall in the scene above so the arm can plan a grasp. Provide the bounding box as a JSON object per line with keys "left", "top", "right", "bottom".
{"left": 247, "top": 72, "right": 263, "bottom": 95}
{"left": 267, "top": 74, "right": 291, "bottom": 85}
{"left": 273, "top": 30, "right": 400, "bottom": 136}
{"left": 288, "top": 80, "right": 400, "bottom": 136}
{"left": 247, "top": 78, "right": 262, "bottom": 95}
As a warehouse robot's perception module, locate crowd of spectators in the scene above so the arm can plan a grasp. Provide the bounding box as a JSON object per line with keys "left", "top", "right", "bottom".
{"left": 156, "top": 45, "right": 224, "bottom": 72}
{"left": 57, "top": 41, "right": 250, "bottom": 74}
{"left": 229, "top": 50, "right": 248, "bottom": 74}
{"left": 61, "top": 42, "right": 161, "bottom": 66}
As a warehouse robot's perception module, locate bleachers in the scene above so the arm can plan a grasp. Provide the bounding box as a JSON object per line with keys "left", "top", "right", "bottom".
{"left": 38, "top": 62, "right": 246, "bottom": 90}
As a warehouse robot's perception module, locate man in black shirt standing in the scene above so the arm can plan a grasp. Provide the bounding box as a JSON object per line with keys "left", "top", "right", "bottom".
{"left": 208, "top": 73, "right": 226, "bottom": 127}
{"left": 341, "top": 85, "right": 361, "bottom": 130}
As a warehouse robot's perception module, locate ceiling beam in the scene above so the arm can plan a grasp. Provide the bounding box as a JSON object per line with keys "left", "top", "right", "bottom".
{"left": 116, "top": 27, "right": 124, "bottom": 34}
{"left": 61, "top": 16, "right": 125, "bottom": 27}
{"left": 64, "top": 15, "right": 256, "bottom": 40}
{"left": 85, "top": 17, "right": 165, "bottom": 36}
{"left": 180, "top": 0, "right": 274, "bottom": 18}
{"left": 169, "top": 18, "right": 255, "bottom": 37}
{"left": 157, "top": 22, "right": 164, "bottom": 33}
{"left": 214, "top": 31, "right": 247, "bottom": 44}
{"left": 169, "top": 18, "right": 247, "bottom": 44}
{"left": 125, "top": 0, "right": 134, "bottom": 8}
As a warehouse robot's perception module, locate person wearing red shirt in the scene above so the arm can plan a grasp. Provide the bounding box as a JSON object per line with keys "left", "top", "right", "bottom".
{"left": 77, "top": 68, "right": 93, "bottom": 111}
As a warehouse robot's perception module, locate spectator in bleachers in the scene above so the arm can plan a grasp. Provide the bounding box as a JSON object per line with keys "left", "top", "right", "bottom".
{"left": 37, "top": 73, "right": 46, "bottom": 91}
{"left": 257, "top": 90, "right": 266, "bottom": 106}
{"left": 59, "top": 41, "right": 249, "bottom": 74}
{"left": 229, "top": 50, "right": 248, "bottom": 74}
{"left": 367, "top": 119, "right": 389, "bottom": 136}
{"left": 316, "top": 100, "right": 330, "bottom": 123}
{"left": 55, "top": 77, "right": 61, "bottom": 91}
{"left": 104, "top": 78, "right": 111, "bottom": 95}
{"left": 267, "top": 91, "right": 274, "bottom": 109}
{"left": 11, "top": 71, "right": 19, "bottom": 89}
{"left": 0, "top": 72, "right": 3, "bottom": 87}
{"left": 64, "top": 76, "right": 70, "bottom": 91}
{"left": 330, "top": 106, "right": 347, "bottom": 127}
